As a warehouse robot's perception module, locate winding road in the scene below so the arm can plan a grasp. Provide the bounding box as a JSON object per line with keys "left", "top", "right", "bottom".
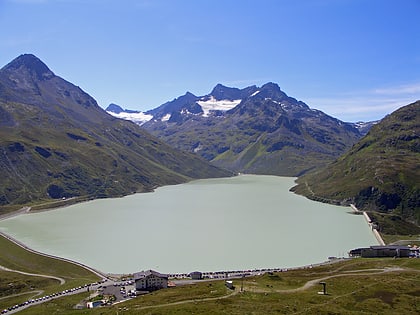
{"left": 0, "top": 264, "right": 65, "bottom": 285}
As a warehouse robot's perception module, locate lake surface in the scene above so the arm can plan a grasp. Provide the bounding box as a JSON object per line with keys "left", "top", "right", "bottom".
{"left": 0, "top": 175, "right": 378, "bottom": 274}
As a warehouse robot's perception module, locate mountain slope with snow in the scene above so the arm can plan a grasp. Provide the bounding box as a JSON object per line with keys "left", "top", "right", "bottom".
{"left": 136, "top": 82, "right": 364, "bottom": 176}
{"left": 106, "top": 103, "right": 153, "bottom": 125}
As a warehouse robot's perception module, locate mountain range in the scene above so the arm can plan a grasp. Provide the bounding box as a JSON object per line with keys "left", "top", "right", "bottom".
{"left": 108, "top": 83, "right": 366, "bottom": 176}
{"left": 0, "top": 54, "right": 231, "bottom": 212}
{"left": 2, "top": 54, "right": 418, "bottom": 236}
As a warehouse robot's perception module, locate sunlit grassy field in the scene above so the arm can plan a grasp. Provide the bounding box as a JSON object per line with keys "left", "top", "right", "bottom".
{"left": 3, "top": 246, "right": 418, "bottom": 315}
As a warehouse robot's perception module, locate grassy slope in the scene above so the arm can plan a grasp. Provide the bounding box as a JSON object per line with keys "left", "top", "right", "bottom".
{"left": 0, "top": 101, "right": 231, "bottom": 213}
{"left": 144, "top": 95, "right": 362, "bottom": 177}
{"left": 0, "top": 55, "right": 232, "bottom": 212}
{"left": 0, "top": 235, "right": 100, "bottom": 311}
{"left": 1, "top": 230, "right": 419, "bottom": 314}
{"left": 13, "top": 258, "right": 420, "bottom": 315}
{"left": 291, "top": 102, "right": 420, "bottom": 235}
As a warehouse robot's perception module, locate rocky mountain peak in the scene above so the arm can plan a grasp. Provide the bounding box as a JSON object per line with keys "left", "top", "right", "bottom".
{"left": 261, "top": 82, "right": 281, "bottom": 91}
{"left": 210, "top": 84, "right": 233, "bottom": 99}
{"left": 254, "top": 82, "right": 288, "bottom": 100}
{"left": 184, "top": 91, "right": 197, "bottom": 98}
{"left": 0, "top": 54, "right": 232, "bottom": 209}
{"left": 106, "top": 103, "right": 124, "bottom": 114}
{"left": 209, "top": 83, "right": 258, "bottom": 101}
{"left": 0, "top": 54, "right": 101, "bottom": 112}
{"left": 1, "top": 53, "right": 54, "bottom": 81}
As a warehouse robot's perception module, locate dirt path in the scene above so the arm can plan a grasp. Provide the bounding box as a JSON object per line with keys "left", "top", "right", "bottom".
{"left": 131, "top": 267, "right": 407, "bottom": 312}
{"left": 293, "top": 267, "right": 403, "bottom": 292}
{"left": 288, "top": 267, "right": 409, "bottom": 314}
{"left": 0, "top": 264, "right": 65, "bottom": 285}
{"left": 244, "top": 267, "right": 404, "bottom": 294}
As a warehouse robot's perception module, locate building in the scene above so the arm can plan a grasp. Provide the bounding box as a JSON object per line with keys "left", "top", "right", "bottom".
{"left": 188, "top": 271, "right": 203, "bottom": 280}
{"left": 349, "top": 245, "right": 411, "bottom": 258}
{"left": 134, "top": 270, "right": 168, "bottom": 291}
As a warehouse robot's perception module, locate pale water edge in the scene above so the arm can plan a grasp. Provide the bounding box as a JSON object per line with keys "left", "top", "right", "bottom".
{"left": 0, "top": 175, "right": 378, "bottom": 274}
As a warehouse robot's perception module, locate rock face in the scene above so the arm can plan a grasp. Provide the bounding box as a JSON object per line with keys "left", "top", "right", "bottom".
{"left": 0, "top": 54, "right": 232, "bottom": 211}
{"left": 291, "top": 101, "right": 420, "bottom": 226}
{"left": 140, "top": 82, "right": 363, "bottom": 176}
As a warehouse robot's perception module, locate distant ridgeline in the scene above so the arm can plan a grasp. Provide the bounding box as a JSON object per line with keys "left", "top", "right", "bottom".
{"left": 291, "top": 101, "right": 420, "bottom": 233}
{"left": 108, "top": 83, "right": 369, "bottom": 177}
{"left": 0, "top": 54, "right": 232, "bottom": 212}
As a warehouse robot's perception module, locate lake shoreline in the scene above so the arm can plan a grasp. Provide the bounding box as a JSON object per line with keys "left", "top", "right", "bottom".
{"left": 0, "top": 206, "right": 32, "bottom": 222}
{"left": 0, "top": 175, "right": 378, "bottom": 274}
{"left": 0, "top": 229, "right": 348, "bottom": 280}
{"left": 0, "top": 230, "right": 107, "bottom": 279}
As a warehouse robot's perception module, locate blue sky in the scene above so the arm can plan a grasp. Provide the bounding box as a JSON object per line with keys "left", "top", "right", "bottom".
{"left": 0, "top": 0, "right": 419, "bottom": 122}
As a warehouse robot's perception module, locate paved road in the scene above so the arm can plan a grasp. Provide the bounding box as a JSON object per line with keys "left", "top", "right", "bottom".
{"left": 0, "top": 265, "right": 65, "bottom": 285}
{"left": 0, "top": 263, "right": 111, "bottom": 315}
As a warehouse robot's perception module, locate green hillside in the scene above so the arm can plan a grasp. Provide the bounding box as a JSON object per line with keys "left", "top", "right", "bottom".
{"left": 292, "top": 101, "right": 420, "bottom": 231}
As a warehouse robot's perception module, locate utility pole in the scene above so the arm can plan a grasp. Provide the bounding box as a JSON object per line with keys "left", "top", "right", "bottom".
{"left": 318, "top": 282, "right": 327, "bottom": 295}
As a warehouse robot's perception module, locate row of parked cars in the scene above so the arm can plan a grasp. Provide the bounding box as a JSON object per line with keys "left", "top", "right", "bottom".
{"left": 113, "top": 279, "right": 134, "bottom": 287}
{"left": 1, "top": 282, "right": 95, "bottom": 314}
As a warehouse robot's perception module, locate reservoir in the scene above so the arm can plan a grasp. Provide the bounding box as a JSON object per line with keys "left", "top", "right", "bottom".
{"left": 0, "top": 175, "right": 378, "bottom": 274}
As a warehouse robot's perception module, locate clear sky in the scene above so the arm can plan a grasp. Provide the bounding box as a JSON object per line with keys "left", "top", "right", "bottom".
{"left": 0, "top": 0, "right": 419, "bottom": 122}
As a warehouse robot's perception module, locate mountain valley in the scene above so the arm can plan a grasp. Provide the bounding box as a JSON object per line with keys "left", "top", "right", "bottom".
{"left": 1, "top": 54, "right": 418, "bottom": 237}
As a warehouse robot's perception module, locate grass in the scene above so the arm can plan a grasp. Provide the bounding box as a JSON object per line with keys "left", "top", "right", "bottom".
{"left": 0, "top": 96, "right": 233, "bottom": 212}
{"left": 12, "top": 293, "right": 90, "bottom": 315}
{"left": 81, "top": 258, "right": 419, "bottom": 315}
{"left": 5, "top": 258, "right": 419, "bottom": 314}
{"left": 0, "top": 235, "right": 99, "bottom": 281}
{"left": 1, "top": 230, "right": 420, "bottom": 314}
{"left": 382, "top": 234, "right": 420, "bottom": 245}
{"left": 0, "top": 234, "right": 100, "bottom": 311}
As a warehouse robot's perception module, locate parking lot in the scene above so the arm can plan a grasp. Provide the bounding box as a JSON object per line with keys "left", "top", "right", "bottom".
{"left": 99, "top": 280, "right": 137, "bottom": 303}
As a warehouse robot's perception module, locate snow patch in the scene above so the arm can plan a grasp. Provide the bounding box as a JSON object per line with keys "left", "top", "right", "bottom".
{"left": 107, "top": 111, "right": 153, "bottom": 125}
{"left": 250, "top": 90, "right": 260, "bottom": 97}
{"left": 265, "top": 99, "right": 287, "bottom": 108}
{"left": 193, "top": 144, "right": 203, "bottom": 153}
{"left": 196, "top": 97, "right": 241, "bottom": 117}
{"left": 161, "top": 113, "right": 171, "bottom": 122}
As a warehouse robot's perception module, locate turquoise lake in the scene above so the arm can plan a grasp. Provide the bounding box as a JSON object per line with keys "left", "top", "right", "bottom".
{"left": 0, "top": 175, "right": 378, "bottom": 274}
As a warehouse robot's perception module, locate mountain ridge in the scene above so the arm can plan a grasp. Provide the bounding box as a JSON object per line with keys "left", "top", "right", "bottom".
{"left": 0, "top": 54, "right": 232, "bottom": 211}
{"left": 108, "top": 82, "right": 365, "bottom": 176}
{"left": 106, "top": 83, "right": 376, "bottom": 134}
